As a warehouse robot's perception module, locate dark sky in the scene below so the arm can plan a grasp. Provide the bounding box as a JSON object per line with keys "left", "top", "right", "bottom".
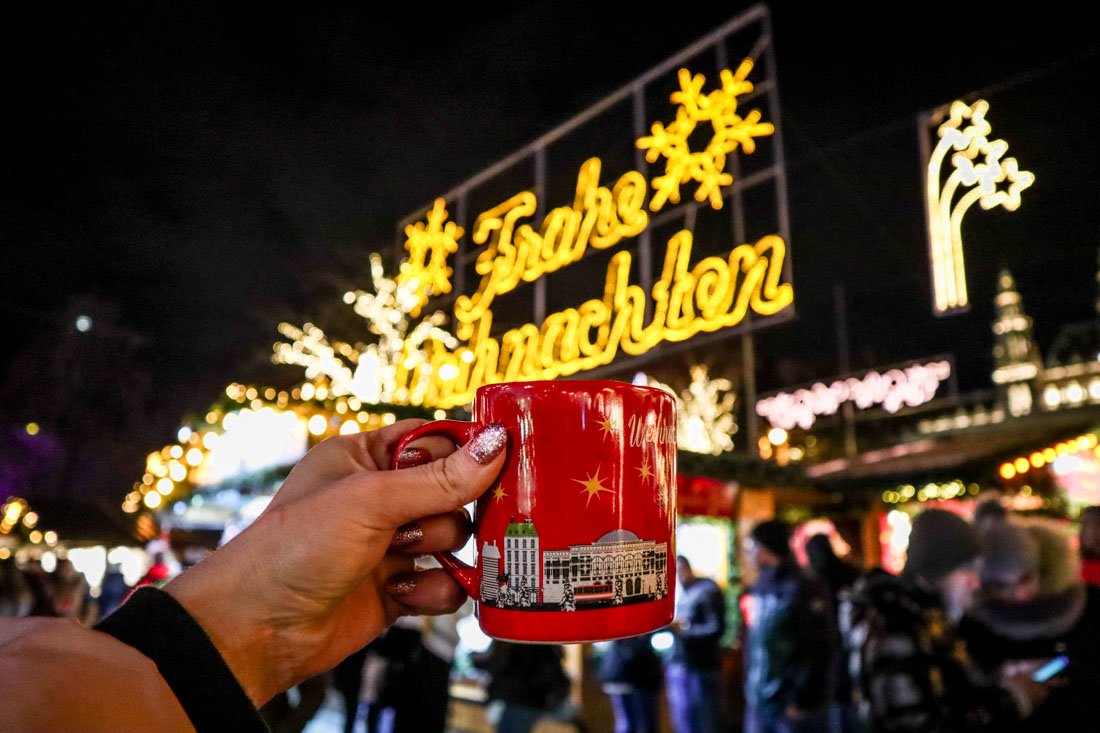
{"left": 4, "top": 2, "right": 1100, "bottom": 446}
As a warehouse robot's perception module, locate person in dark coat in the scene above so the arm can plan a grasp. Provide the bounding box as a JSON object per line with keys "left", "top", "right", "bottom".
{"left": 665, "top": 555, "right": 727, "bottom": 733}
{"left": 743, "top": 520, "right": 832, "bottom": 733}
{"left": 598, "top": 633, "right": 664, "bottom": 733}
{"left": 804, "top": 534, "right": 862, "bottom": 733}
{"left": 840, "top": 508, "right": 1052, "bottom": 733}
{"left": 959, "top": 515, "right": 1100, "bottom": 733}
{"left": 471, "top": 640, "right": 571, "bottom": 733}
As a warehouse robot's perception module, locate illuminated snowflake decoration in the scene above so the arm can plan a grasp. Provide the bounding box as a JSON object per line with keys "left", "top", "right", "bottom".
{"left": 637, "top": 58, "right": 775, "bottom": 212}
{"left": 398, "top": 198, "right": 464, "bottom": 317}
{"left": 646, "top": 365, "right": 737, "bottom": 455}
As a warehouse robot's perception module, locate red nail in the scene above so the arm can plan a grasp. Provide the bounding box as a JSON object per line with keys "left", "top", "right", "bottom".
{"left": 396, "top": 447, "right": 432, "bottom": 469}
{"left": 467, "top": 423, "right": 507, "bottom": 465}
{"left": 386, "top": 572, "right": 417, "bottom": 596}
{"left": 389, "top": 522, "right": 423, "bottom": 550}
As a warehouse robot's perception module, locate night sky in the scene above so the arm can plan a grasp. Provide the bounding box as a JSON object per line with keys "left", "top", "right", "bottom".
{"left": 4, "top": 3, "right": 1100, "bottom": 482}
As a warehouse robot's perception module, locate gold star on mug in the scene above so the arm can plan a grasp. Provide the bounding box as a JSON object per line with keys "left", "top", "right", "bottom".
{"left": 597, "top": 415, "right": 620, "bottom": 437}
{"left": 574, "top": 468, "right": 613, "bottom": 507}
{"left": 492, "top": 486, "right": 508, "bottom": 502}
{"left": 638, "top": 458, "right": 654, "bottom": 481}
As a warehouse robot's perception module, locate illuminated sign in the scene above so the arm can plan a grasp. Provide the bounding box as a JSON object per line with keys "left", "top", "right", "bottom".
{"left": 924, "top": 99, "right": 1034, "bottom": 315}
{"left": 756, "top": 359, "right": 953, "bottom": 430}
{"left": 273, "top": 9, "right": 791, "bottom": 410}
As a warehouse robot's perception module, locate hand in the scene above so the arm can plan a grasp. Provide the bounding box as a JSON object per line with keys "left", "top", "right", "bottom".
{"left": 164, "top": 419, "right": 506, "bottom": 706}
{"left": 785, "top": 704, "right": 807, "bottom": 720}
{"left": 1001, "top": 659, "right": 1060, "bottom": 717}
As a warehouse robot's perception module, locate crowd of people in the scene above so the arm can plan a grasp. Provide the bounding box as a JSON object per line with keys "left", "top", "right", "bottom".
{"left": 4, "top": 415, "right": 1100, "bottom": 733}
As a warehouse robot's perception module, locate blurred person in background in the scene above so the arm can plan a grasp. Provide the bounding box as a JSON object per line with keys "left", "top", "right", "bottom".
{"left": 331, "top": 644, "right": 371, "bottom": 733}
{"left": 804, "top": 533, "right": 862, "bottom": 733}
{"left": 94, "top": 561, "right": 131, "bottom": 622}
{"left": 471, "top": 640, "right": 571, "bottom": 733}
{"left": 0, "top": 555, "right": 31, "bottom": 617}
{"left": 598, "top": 632, "right": 664, "bottom": 733}
{"left": 959, "top": 515, "right": 1100, "bottom": 732}
{"left": 373, "top": 610, "right": 459, "bottom": 733}
{"left": 743, "top": 520, "right": 832, "bottom": 733}
{"left": 51, "top": 557, "right": 92, "bottom": 622}
{"left": 840, "top": 508, "right": 1053, "bottom": 732}
{"left": 665, "top": 555, "right": 727, "bottom": 733}
{"left": 22, "top": 557, "right": 57, "bottom": 617}
{"left": 134, "top": 551, "right": 173, "bottom": 590}
{"left": 1077, "top": 506, "right": 1100, "bottom": 585}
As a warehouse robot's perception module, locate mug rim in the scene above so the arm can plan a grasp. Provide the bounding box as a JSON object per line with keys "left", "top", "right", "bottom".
{"left": 476, "top": 379, "right": 671, "bottom": 398}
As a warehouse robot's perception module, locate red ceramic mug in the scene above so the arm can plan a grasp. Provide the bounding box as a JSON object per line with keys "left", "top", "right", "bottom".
{"left": 392, "top": 380, "right": 677, "bottom": 643}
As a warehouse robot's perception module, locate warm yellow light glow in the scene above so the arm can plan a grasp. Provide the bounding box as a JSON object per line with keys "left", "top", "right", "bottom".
{"left": 168, "top": 462, "right": 186, "bottom": 482}
{"left": 25, "top": 422, "right": 39, "bottom": 435}
{"left": 308, "top": 415, "right": 328, "bottom": 436}
{"left": 1043, "top": 447, "right": 1057, "bottom": 462}
{"left": 339, "top": 420, "right": 360, "bottom": 435}
{"left": 767, "top": 427, "right": 788, "bottom": 446}
{"left": 0, "top": 548, "right": 9, "bottom": 560}
{"left": 169, "top": 445, "right": 183, "bottom": 459}
{"left": 144, "top": 492, "right": 162, "bottom": 509}
{"left": 383, "top": 413, "right": 396, "bottom": 425}
{"left": 22, "top": 512, "right": 38, "bottom": 529}
{"left": 44, "top": 531, "right": 58, "bottom": 546}
{"left": 1030, "top": 452, "right": 1045, "bottom": 468}
{"left": 202, "top": 432, "right": 218, "bottom": 450}
{"left": 926, "top": 100, "right": 1034, "bottom": 314}
{"left": 157, "top": 478, "right": 173, "bottom": 495}
{"left": 398, "top": 198, "right": 465, "bottom": 317}
{"left": 645, "top": 365, "right": 736, "bottom": 455}
{"left": 1000, "top": 463, "right": 1017, "bottom": 480}
{"left": 300, "top": 382, "right": 316, "bottom": 401}
{"left": 29, "top": 530, "right": 43, "bottom": 544}
{"left": 637, "top": 60, "right": 774, "bottom": 211}
{"left": 186, "top": 448, "right": 203, "bottom": 467}
{"left": 1013, "top": 457, "right": 1030, "bottom": 473}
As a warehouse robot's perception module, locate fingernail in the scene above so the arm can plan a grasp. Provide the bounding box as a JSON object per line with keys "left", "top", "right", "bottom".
{"left": 386, "top": 572, "right": 417, "bottom": 596}
{"left": 467, "top": 423, "right": 507, "bottom": 465}
{"left": 396, "top": 447, "right": 432, "bottom": 469}
{"left": 389, "top": 522, "right": 423, "bottom": 550}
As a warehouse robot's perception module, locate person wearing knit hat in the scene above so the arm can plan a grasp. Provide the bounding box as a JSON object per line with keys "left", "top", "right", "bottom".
{"left": 838, "top": 508, "right": 1053, "bottom": 731}
{"left": 742, "top": 519, "right": 832, "bottom": 733}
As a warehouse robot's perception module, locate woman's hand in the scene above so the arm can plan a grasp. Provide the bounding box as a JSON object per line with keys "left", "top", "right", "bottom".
{"left": 163, "top": 418, "right": 506, "bottom": 706}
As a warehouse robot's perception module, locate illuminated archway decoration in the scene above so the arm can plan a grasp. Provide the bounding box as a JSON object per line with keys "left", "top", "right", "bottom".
{"left": 637, "top": 60, "right": 775, "bottom": 211}
{"left": 925, "top": 99, "right": 1034, "bottom": 315}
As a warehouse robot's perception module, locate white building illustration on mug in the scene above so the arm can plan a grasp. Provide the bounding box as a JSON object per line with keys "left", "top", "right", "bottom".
{"left": 479, "top": 516, "right": 668, "bottom": 611}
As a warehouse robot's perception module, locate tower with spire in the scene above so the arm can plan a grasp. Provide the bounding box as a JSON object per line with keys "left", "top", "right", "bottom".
{"left": 992, "top": 269, "right": 1043, "bottom": 416}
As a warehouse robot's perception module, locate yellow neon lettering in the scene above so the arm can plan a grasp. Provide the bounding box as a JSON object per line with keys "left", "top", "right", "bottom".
{"left": 421, "top": 231, "right": 792, "bottom": 407}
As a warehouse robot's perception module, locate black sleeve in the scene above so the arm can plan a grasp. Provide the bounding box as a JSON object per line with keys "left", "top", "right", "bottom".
{"left": 94, "top": 586, "right": 268, "bottom": 733}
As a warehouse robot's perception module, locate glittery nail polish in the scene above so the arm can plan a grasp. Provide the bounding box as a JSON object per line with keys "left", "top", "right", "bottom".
{"left": 396, "top": 447, "right": 432, "bottom": 469}
{"left": 386, "top": 573, "right": 417, "bottom": 596}
{"left": 467, "top": 423, "right": 507, "bottom": 465}
{"left": 389, "top": 522, "right": 423, "bottom": 550}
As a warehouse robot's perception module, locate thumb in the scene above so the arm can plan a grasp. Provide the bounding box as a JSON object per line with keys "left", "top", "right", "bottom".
{"left": 357, "top": 422, "right": 508, "bottom": 527}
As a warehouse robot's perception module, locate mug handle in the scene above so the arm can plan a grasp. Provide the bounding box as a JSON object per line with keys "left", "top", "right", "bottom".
{"left": 391, "top": 420, "right": 483, "bottom": 601}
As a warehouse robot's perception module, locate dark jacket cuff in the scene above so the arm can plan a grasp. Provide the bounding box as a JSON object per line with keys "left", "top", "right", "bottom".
{"left": 94, "top": 586, "right": 268, "bottom": 733}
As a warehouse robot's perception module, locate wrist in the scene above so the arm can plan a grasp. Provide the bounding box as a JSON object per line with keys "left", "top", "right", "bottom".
{"left": 164, "top": 542, "right": 283, "bottom": 706}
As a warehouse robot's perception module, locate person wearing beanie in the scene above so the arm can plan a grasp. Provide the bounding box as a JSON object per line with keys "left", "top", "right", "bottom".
{"left": 742, "top": 519, "right": 833, "bottom": 733}
{"left": 839, "top": 508, "right": 1053, "bottom": 733}
{"left": 959, "top": 516, "right": 1100, "bottom": 733}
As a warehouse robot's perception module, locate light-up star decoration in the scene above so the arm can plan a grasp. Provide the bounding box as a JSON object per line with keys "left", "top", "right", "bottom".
{"left": 637, "top": 58, "right": 775, "bottom": 212}
{"left": 398, "top": 198, "right": 464, "bottom": 317}
{"left": 926, "top": 99, "right": 1034, "bottom": 315}
{"left": 574, "top": 468, "right": 613, "bottom": 507}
